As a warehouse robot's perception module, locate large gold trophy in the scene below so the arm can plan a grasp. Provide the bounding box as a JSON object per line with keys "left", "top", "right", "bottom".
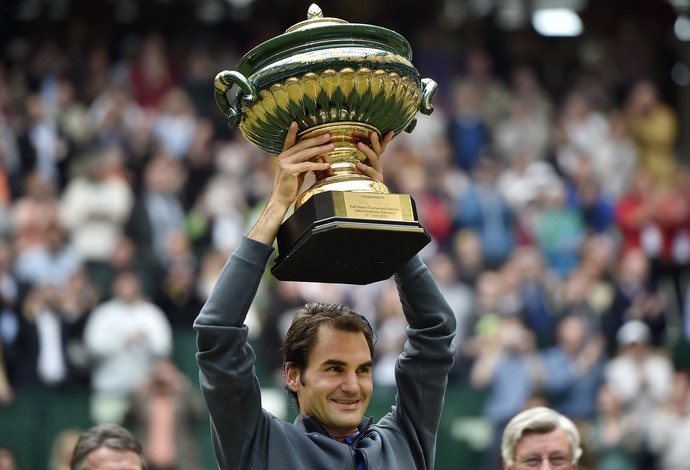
{"left": 214, "top": 4, "right": 438, "bottom": 284}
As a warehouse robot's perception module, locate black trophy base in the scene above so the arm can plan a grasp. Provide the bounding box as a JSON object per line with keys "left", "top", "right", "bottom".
{"left": 271, "top": 191, "right": 431, "bottom": 284}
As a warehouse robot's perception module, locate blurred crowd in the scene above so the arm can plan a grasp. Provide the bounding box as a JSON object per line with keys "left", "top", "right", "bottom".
{"left": 1, "top": 1, "right": 690, "bottom": 469}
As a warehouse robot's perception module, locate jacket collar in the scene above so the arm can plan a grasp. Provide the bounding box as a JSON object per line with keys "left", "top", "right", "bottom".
{"left": 295, "top": 415, "right": 374, "bottom": 439}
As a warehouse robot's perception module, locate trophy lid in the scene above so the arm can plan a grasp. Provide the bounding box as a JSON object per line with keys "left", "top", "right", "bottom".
{"left": 285, "top": 4, "right": 348, "bottom": 32}
{"left": 235, "top": 4, "right": 412, "bottom": 76}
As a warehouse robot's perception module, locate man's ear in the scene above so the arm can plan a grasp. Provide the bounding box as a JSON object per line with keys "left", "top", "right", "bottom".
{"left": 284, "top": 363, "right": 301, "bottom": 393}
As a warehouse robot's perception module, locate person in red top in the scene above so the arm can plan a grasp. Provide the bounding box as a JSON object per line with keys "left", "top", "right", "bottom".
{"left": 615, "top": 167, "right": 689, "bottom": 314}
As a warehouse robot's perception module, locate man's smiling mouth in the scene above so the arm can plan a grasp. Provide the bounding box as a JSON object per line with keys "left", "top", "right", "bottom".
{"left": 333, "top": 399, "right": 359, "bottom": 405}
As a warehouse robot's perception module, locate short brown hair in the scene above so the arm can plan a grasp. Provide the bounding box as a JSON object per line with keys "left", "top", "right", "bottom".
{"left": 70, "top": 423, "right": 147, "bottom": 470}
{"left": 282, "top": 302, "right": 376, "bottom": 408}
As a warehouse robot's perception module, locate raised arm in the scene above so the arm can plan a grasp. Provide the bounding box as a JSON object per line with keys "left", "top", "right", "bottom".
{"left": 387, "top": 256, "right": 457, "bottom": 469}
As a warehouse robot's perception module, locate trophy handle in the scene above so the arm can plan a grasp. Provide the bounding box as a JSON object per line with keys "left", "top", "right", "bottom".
{"left": 419, "top": 78, "right": 438, "bottom": 115}
{"left": 214, "top": 71, "right": 257, "bottom": 129}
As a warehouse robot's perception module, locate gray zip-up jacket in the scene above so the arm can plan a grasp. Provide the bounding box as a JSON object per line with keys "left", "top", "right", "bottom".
{"left": 194, "top": 236, "right": 456, "bottom": 469}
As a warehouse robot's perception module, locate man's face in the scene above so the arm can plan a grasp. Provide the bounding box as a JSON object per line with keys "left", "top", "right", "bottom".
{"left": 83, "top": 447, "right": 143, "bottom": 470}
{"left": 286, "top": 325, "right": 373, "bottom": 440}
{"left": 506, "top": 428, "right": 577, "bottom": 469}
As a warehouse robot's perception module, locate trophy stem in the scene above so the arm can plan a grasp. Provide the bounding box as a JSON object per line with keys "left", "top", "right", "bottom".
{"left": 295, "top": 122, "right": 390, "bottom": 209}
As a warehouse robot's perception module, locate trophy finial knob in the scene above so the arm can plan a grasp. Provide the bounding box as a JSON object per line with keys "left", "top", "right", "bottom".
{"left": 307, "top": 4, "right": 323, "bottom": 19}
{"left": 285, "top": 3, "right": 347, "bottom": 33}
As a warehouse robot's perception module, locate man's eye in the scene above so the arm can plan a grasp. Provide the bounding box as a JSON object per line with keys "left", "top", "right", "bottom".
{"left": 523, "top": 458, "right": 542, "bottom": 467}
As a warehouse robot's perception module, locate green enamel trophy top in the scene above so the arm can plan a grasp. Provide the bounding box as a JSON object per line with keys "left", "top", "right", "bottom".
{"left": 235, "top": 4, "right": 414, "bottom": 78}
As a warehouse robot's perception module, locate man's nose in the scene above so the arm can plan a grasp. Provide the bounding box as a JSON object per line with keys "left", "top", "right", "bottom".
{"left": 341, "top": 371, "right": 360, "bottom": 392}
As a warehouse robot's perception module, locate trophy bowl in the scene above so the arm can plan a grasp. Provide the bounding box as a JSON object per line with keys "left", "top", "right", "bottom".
{"left": 214, "top": 4, "right": 438, "bottom": 284}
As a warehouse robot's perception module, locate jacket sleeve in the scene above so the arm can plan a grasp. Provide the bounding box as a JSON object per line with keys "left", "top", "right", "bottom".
{"left": 389, "top": 255, "right": 457, "bottom": 469}
{"left": 193, "top": 236, "right": 274, "bottom": 470}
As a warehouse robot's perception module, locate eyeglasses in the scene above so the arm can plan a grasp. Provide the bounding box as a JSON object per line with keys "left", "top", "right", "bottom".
{"left": 516, "top": 454, "right": 573, "bottom": 468}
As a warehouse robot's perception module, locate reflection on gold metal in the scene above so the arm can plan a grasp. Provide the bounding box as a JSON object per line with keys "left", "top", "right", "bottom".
{"left": 294, "top": 122, "right": 390, "bottom": 209}
{"left": 238, "top": 66, "right": 422, "bottom": 156}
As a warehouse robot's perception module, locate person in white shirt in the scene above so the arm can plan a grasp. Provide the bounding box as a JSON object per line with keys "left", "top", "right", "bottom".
{"left": 604, "top": 320, "right": 674, "bottom": 419}
{"left": 83, "top": 271, "right": 172, "bottom": 423}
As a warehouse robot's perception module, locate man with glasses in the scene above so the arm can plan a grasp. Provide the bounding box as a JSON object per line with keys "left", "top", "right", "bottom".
{"left": 501, "top": 407, "right": 582, "bottom": 469}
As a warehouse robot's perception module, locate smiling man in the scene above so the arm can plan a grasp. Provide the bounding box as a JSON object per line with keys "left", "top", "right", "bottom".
{"left": 501, "top": 407, "right": 582, "bottom": 470}
{"left": 194, "top": 123, "right": 457, "bottom": 470}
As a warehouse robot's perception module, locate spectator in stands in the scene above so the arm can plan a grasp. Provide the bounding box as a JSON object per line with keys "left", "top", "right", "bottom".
{"left": 645, "top": 176, "right": 689, "bottom": 312}
{"left": 123, "top": 358, "right": 205, "bottom": 470}
{"left": 590, "top": 110, "right": 638, "bottom": 200}
{"left": 554, "top": 269, "right": 606, "bottom": 339}
{"left": 186, "top": 172, "right": 248, "bottom": 255}
{"left": 88, "top": 234, "right": 162, "bottom": 303}
{"left": 370, "top": 280, "right": 407, "bottom": 387}
{"left": 624, "top": 79, "right": 678, "bottom": 188}
{"left": 554, "top": 89, "right": 609, "bottom": 179}
{"left": 602, "top": 248, "right": 667, "bottom": 356}
{"left": 496, "top": 146, "right": 557, "bottom": 217}
{"left": 494, "top": 72, "right": 552, "bottom": 163}
{"left": 151, "top": 88, "right": 198, "bottom": 161}
{"left": 614, "top": 168, "right": 658, "bottom": 257}
{"left": 508, "top": 247, "right": 560, "bottom": 348}
{"left": 16, "top": 92, "right": 68, "bottom": 188}
{"left": 585, "top": 384, "right": 648, "bottom": 470}
{"left": 14, "top": 221, "right": 81, "bottom": 289}
{"left": 645, "top": 371, "right": 690, "bottom": 469}
{"left": 59, "top": 146, "right": 134, "bottom": 267}
{"left": 471, "top": 316, "right": 544, "bottom": 470}
{"left": 541, "top": 314, "right": 605, "bottom": 424}
{"left": 447, "top": 79, "right": 491, "bottom": 173}
{"left": 454, "top": 153, "right": 515, "bottom": 269}
{"left": 156, "top": 261, "right": 204, "bottom": 331}
{"left": 427, "top": 251, "right": 474, "bottom": 380}
{"left": 9, "top": 282, "right": 89, "bottom": 390}
{"left": 87, "top": 87, "right": 147, "bottom": 157}
{"left": 394, "top": 161, "right": 453, "bottom": 249}
{"left": 125, "top": 153, "right": 187, "bottom": 268}
{"left": 564, "top": 155, "right": 615, "bottom": 234}
{"left": 83, "top": 271, "right": 172, "bottom": 423}
{"left": 460, "top": 47, "right": 513, "bottom": 133}
{"left": 460, "top": 270, "right": 518, "bottom": 376}
{"left": 450, "top": 228, "right": 486, "bottom": 287}
{"left": 533, "top": 178, "right": 586, "bottom": 278}
{"left": 128, "top": 34, "right": 176, "bottom": 111}
{"left": 12, "top": 171, "right": 60, "bottom": 252}
{"left": 604, "top": 320, "right": 674, "bottom": 420}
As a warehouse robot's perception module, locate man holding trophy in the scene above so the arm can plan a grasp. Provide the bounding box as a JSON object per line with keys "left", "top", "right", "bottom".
{"left": 195, "top": 5, "right": 456, "bottom": 469}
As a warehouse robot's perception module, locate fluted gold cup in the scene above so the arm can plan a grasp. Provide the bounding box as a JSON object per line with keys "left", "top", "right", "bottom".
{"left": 214, "top": 4, "right": 438, "bottom": 284}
